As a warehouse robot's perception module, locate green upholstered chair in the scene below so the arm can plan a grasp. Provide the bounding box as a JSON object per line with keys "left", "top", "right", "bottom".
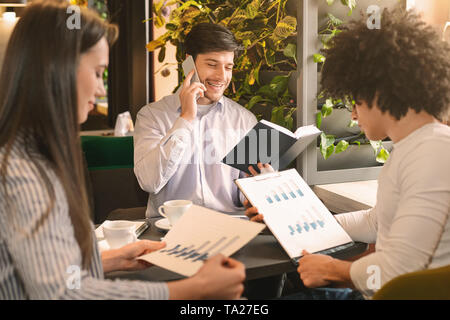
{"left": 81, "top": 135, "right": 147, "bottom": 224}
{"left": 372, "top": 265, "right": 450, "bottom": 300}
{"left": 81, "top": 135, "right": 134, "bottom": 170}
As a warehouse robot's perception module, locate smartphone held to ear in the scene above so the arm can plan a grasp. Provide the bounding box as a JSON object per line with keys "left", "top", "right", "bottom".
{"left": 182, "top": 55, "right": 201, "bottom": 85}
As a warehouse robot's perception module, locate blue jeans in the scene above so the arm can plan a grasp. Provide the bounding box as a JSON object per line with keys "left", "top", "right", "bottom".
{"left": 280, "top": 287, "right": 364, "bottom": 300}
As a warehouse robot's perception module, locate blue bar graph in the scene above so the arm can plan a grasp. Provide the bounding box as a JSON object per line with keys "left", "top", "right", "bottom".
{"left": 210, "top": 236, "right": 240, "bottom": 256}
{"left": 158, "top": 236, "right": 240, "bottom": 263}
{"left": 311, "top": 206, "right": 325, "bottom": 228}
{"left": 264, "top": 183, "right": 306, "bottom": 205}
{"left": 278, "top": 186, "right": 289, "bottom": 200}
{"left": 273, "top": 193, "right": 281, "bottom": 202}
{"left": 288, "top": 225, "right": 295, "bottom": 235}
{"left": 303, "top": 222, "right": 310, "bottom": 232}
{"left": 289, "top": 180, "right": 304, "bottom": 197}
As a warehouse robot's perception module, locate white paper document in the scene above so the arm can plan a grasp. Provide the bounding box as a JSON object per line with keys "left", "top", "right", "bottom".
{"left": 235, "top": 169, "right": 353, "bottom": 261}
{"left": 138, "top": 205, "right": 265, "bottom": 277}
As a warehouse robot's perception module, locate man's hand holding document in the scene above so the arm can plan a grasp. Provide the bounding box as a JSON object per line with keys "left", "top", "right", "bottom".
{"left": 236, "top": 169, "right": 354, "bottom": 264}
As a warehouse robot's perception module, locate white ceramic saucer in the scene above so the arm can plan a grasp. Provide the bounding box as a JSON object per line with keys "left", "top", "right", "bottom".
{"left": 155, "top": 218, "right": 171, "bottom": 231}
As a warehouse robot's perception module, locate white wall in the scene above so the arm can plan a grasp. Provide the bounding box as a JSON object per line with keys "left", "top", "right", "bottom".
{"left": 411, "top": 0, "right": 450, "bottom": 34}
{"left": 152, "top": 6, "right": 178, "bottom": 102}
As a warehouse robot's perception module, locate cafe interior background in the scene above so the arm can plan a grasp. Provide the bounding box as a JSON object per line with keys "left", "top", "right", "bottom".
{"left": 0, "top": 0, "right": 449, "bottom": 220}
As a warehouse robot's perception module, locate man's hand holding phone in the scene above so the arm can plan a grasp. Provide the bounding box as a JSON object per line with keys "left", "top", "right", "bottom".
{"left": 180, "top": 57, "right": 206, "bottom": 122}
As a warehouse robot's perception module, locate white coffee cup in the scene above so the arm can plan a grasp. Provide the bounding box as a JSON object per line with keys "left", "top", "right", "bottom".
{"left": 158, "top": 200, "right": 192, "bottom": 227}
{"left": 102, "top": 220, "right": 137, "bottom": 249}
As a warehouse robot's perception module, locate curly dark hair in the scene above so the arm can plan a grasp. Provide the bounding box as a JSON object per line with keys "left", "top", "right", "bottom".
{"left": 320, "top": 5, "right": 450, "bottom": 121}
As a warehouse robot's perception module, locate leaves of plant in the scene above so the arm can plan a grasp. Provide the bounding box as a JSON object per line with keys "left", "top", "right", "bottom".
{"left": 313, "top": 53, "right": 326, "bottom": 63}
{"left": 369, "top": 140, "right": 382, "bottom": 155}
{"left": 327, "top": 13, "right": 343, "bottom": 26}
{"left": 376, "top": 148, "right": 390, "bottom": 163}
{"left": 158, "top": 46, "right": 166, "bottom": 63}
{"left": 321, "top": 99, "right": 333, "bottom": 117}
{"left": 269, "top": 75, "right": 289, "bottom": 96}
{"left": 316, "top": 112, "right": 322, "bottom": 129}
{"left": 320, "top": 133, "right": 336, "bottom": 159}
{"left": 347, "top": 119, "right": 358, "bottom": 128}
{"left": 272, "top": 16, "right": 297, "bottom": 41}
{"left": 283, "top": 43, "right": 297, "bottom": 61}
{"left": 247, "top": 95, "right": 263, "bottom": 110}
{"left": 271, "top": 106, "right": 285, "bottom": 126}
{"left": 245, "top": 0, "right": 260, "bottom": 19}
{"left": 335, "top": 140, "right": 349, "bottom": 154}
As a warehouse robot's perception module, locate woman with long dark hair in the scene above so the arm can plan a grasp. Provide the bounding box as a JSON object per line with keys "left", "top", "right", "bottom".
{"left": 0, "top": 0, "right": 245, "bottom": 299}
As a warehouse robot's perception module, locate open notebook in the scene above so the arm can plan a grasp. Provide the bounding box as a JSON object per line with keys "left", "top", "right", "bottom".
{"left": 235, "top": 169, "right": 354, "bottom": 264}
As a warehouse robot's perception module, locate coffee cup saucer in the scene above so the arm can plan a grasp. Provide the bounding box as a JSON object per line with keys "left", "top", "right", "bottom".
{"left": 155, "top": 218, "right": 171, "bottom": 231}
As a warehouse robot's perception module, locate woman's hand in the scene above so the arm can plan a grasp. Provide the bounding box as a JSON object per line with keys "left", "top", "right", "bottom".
{"left": 167, "top": 254, "right": 246, "bottom": 300}
{"left": 102, "top": 240, "right": 166, "bottom": 273}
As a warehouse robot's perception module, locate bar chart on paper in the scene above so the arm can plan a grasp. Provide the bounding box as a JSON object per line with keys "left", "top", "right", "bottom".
{"left": 157, "top": 236, "right": 241, "bottom": 263}
{"left": 138, "top": 205, "right": 264, "bottom": 277}
{"left": 236, "top": 169, "right": 353, "bottom": 260}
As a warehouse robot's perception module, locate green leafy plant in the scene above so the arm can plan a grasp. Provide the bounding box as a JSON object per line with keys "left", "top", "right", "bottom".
{"left": 326, "top": 0, "right": 357, "bottom": 15}
{"left": 71, "top": 0, "right": 108, "bottom": 19}
{"left": 147, "top": 0, "right": 297, "bottom": 130}
{"left": 315, "top": 0, "right": 389, "bottom": 163}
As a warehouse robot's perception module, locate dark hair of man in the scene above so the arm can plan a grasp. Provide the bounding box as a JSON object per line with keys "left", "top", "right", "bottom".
{"left": 184, "top": 22, "right": 241, "bottom": 60}
{"left": 0, "top": 0, "right": 118, "bottom": 269}
{"left": 320, "top": 5, "right": 450, "bottom": 121}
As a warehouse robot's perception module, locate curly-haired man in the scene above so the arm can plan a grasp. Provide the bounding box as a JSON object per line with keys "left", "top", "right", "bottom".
{"left": 247, "top": 6, "right": 450, "bottom": 300}
{"left": 297, "top": 5, "right": 450, "bottom": 300}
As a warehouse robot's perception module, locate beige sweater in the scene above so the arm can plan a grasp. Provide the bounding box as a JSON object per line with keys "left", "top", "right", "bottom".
{"left": 336, "top": 123, "right": 450, "bottom": 299}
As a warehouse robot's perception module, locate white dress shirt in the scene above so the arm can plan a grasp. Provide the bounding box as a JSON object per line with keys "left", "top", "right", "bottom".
{"left": 134, "top": 90, "right": 258, "bottom": 217}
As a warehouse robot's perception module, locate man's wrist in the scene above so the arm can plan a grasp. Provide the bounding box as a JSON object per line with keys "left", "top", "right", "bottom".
{"left": 326, "top": 258, "right": 353, "bottom": 285}
{"left": 180, "top": 113, "right": 195, "bottom": 122}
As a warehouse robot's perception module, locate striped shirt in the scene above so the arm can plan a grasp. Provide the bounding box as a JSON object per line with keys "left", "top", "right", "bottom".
{"left": 0, "top": 138, "right": 169, "bottom": 299}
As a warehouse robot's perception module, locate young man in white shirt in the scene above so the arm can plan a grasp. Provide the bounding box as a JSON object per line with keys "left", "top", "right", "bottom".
{"left": 134, "top": 23, "right": 257, "bottom": 218}
{"left": 246, "top": 6, "right": 450, "bottom": 299}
